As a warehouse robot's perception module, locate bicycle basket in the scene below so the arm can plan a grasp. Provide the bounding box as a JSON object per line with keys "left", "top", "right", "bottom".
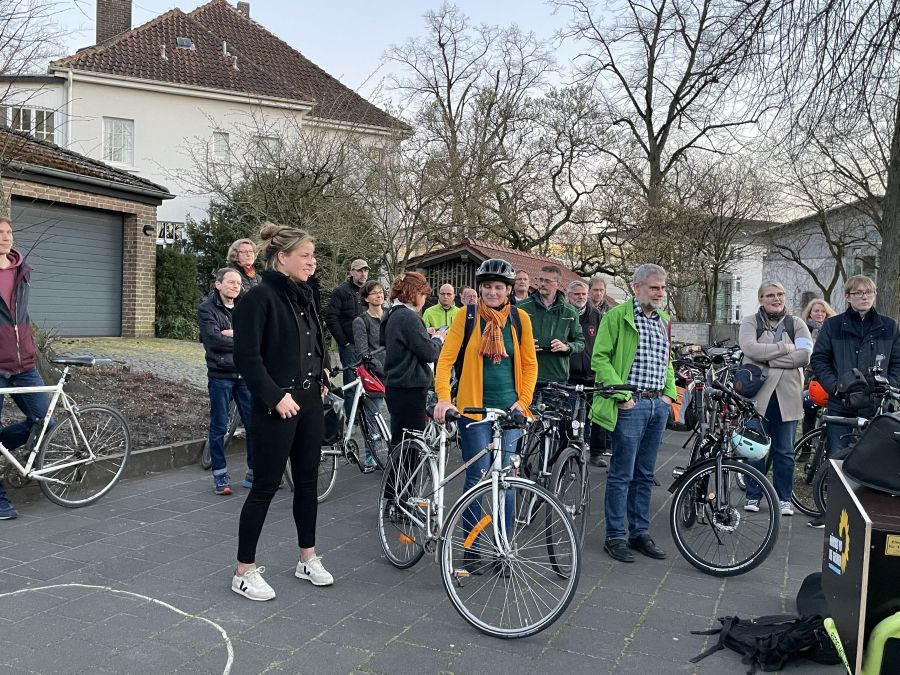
{"left": 322, "top": 392, "right": 344, "bottom": 445}
{"left": 356, "top": 363, "right": 385, "bottom": 396}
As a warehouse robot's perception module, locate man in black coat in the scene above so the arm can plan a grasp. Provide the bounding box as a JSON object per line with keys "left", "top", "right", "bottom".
{"left": 566, "top": 280, "right": 608, "bottom": 467}
{"left": 198, "top": 268, "right": 255, "bottom": 495}
{"left": 811, "top": 275, "right": 900, "bottom": 457}
{"left": 324, "top": 259, "right": 368, "bottom": 419}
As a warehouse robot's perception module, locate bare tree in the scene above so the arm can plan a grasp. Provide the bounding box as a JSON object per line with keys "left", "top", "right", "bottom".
{"left": 555, "top": 0, "right": 776, "bottom": 215}
{"left": 777, "top": 0, "right": 900, "bottom": 314}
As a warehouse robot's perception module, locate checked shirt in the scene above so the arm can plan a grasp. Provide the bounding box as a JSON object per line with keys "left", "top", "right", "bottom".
{"left": 626, "top": 297, "right": 669, "bottom": 391}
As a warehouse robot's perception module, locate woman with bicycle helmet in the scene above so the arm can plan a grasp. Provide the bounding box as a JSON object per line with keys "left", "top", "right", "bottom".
{"left": 738, "top": 281, "right": 812, "bottom": 517}
{"left": 433, "top": 258, "right": 538, "bottom": 572}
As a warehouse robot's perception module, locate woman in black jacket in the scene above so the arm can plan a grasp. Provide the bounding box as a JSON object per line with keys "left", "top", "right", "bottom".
{"left": 811, "top": 275, "right": 900, "bottom": 456}
{"left": 382, "top": 272, "right": 445, "bottom": 441}
{"left": 230, "top": 222, "right": 333, "bottom": 601}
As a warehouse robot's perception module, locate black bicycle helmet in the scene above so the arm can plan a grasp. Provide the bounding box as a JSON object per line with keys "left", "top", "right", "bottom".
{"left": 475, "top": 258, "right": 516, "bottom": 286}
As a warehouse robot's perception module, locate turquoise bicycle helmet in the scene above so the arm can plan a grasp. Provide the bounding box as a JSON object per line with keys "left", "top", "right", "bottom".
{"left": 730, "top": 425, "right": 770, "bottom": 461}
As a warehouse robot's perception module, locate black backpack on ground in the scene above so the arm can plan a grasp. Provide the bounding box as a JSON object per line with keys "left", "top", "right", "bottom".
{"left": 690, "top": 573, "right": 841, "bottom": 673}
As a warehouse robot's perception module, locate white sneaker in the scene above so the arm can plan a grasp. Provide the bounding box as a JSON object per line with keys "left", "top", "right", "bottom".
{"left": 744, "top": 500, "right": 760, "bottom": 512}
{"left": 232, "top": 565, "right": 276, "bottom": 601}
{"left": 295, "top": 555, "right": 334, "bottom": 586}
{"left": 780, "top": 501, "right": 794, "bottom": 516}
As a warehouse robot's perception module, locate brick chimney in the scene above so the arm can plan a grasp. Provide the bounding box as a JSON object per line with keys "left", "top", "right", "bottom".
{"left": 236, "top": 2, "right": 250, "bottom": 17}
{"left": 96, "top": 0, "right": 132, "bottom": 44}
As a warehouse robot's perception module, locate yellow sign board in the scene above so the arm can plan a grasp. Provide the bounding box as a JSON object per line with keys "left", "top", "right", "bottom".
{"left": 885, "top": 534, "right": 900, "bottom": 557}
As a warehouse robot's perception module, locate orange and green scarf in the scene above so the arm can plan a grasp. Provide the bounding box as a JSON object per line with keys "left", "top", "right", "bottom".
{"left": 477, "top": 299, "right": 511, "bottom": 364}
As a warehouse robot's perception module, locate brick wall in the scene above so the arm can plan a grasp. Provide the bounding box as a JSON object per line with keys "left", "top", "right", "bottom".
{"left": 96, "top": 0, "right": 132, "bottom": 44}
{"left": 3, "top": 178, "right": 157, "bottom": 337}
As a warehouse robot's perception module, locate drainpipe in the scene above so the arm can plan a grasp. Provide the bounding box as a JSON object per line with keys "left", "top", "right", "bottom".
{"left": 64, "top": 69, "right": 74, "bottom": 148}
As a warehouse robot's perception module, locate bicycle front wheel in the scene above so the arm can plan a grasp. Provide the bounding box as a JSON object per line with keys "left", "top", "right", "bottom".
{"left": 37, "top": 405, "right": 132, "bottom": 508}
{"left": 200, "top": 440, "right": 213, "bottom": 470}
{"left": 670, "top": 459, "right": 779, "bottom": 577}
{"left": 812, "top": 461, "right": 830, "bottom": 515}
{"left": 378, "top": 439, "right": 436, "bottom": 569}
{"left": 440, "top": 477, "right": 580, "bottom": 639}
{"left": 550, "top": 446, "right": 588, "bottom": 544}
{"left": 791, "top": 427, "right": 826, "bottom": 517}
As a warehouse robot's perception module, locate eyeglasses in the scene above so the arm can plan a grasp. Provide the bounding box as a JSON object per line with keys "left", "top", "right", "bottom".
{"left": 848, "top": 290, "right": 876, "bottom": 298}
{"left": 535, "top": 277, "right": 558, "bottom": 284}
{"left": 763, "top": 292, "right": 785, "bottom": 300}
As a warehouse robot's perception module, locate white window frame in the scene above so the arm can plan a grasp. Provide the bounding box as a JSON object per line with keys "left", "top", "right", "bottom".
{"left": 0, "top": 106, "right": 56, "bottom": 143}
{"left": 252, "top": 134, "right": 281, "bottom": 168}
{"left": 212, "top": 131, "right": 230, "bottom": 165}
{"left": 102, "top": 117, "right": 135, "bottom": 166}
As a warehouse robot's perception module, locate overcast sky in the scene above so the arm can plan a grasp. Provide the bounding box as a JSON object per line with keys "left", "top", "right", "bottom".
{"left": 56, "top": 0, "right": 578, "bottom": 106}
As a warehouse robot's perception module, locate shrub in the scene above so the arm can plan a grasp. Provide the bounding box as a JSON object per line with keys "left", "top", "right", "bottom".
{"left": 155, "top": 246, "right": 200, "bottom": 340}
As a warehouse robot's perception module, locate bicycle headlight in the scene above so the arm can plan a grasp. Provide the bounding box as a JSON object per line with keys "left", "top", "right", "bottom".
{"left": 510, "top": 454, "right": 521, "bottom": 470}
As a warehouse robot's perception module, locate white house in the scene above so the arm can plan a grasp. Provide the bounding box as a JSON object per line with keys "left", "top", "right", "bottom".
{"left": 0, "top": 0, "right": 405, "bottom": 230}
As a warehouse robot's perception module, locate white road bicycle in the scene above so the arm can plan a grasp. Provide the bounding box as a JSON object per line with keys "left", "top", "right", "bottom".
{"left": 317, "top": 363, "right": 391, "bottom": 502}
{"left": 378, "top": 407, "right": 580, "bottom": 639}
{"left": 0, "top": 356, "right": 132, "bottom": 508}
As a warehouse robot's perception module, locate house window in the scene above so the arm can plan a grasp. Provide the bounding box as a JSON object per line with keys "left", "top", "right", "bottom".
{"left": 0, "top": 106, "right": 56, "bottom": 142}
{"left": 103, "top": 117, "right": 134, "bottom": 165}
{"left": 852, "top": 254, "right": 878, "bottom": 281}
{"left": 212, "top": 131, "right": 230, "bottom": 164}
{"left": 252, "top": 135, "right": 281, "bottom": 167}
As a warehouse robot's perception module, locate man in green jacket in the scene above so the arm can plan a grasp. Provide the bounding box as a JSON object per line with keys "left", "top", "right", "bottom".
{"left": 518, "top": 264, "right": 584, "bottom": 384}
{"left": 422, "top": 283, "right": 460, "bottom": 332}
{"left": 591, "top": 263, "right": 677, "bottom": 564}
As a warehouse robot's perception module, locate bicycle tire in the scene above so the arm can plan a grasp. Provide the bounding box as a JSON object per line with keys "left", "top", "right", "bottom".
{"left": 378, "top": 439, "right": 436, "bottom": 569}
{"left": 791, "top": 427, "right": 827, "bottom": 517}
{"left": 550, "top": 446, "right": 588, "bottom": 545}
{"left": 200, "top": 440, "right": 212, "bottom": 470}
{"left": 37, "top": 405, "right": 132, "bottom": 508}
{"left": 317, "top": 449, "right": 338, "bottom": 502}
{"left": 812, "top": 461, "right": 829, "bottom": 515}
{"left": 359, "top": 405, "right": 390, "bottom": 469}
{"left": 440, "top": 477, "right": 580, "bottom": 639}
{"left": 670, "top": 459, "right": 779, "bottom": 577}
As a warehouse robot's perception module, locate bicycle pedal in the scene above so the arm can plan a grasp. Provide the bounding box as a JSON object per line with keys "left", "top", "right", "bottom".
{"left": 672, "top": 466, "right": 685, "bottom": 479}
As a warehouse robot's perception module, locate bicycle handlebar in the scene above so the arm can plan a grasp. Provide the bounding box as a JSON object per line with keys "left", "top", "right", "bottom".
{"left": 462, "top": 407, "right": 528, "bottom": 427}
{"left": 542, "top": 382, "right": 637, "bottom": 397}
{"left": 822, "top": 415, "right": 869, "bottom": 428}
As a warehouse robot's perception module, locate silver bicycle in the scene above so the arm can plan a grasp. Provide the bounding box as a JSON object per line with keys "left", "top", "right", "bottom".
{"left": 0, "top": 356, "right": 131, "bottom": 508}
{"left": 377, "top": 407, "right": 580, "bottom": 639}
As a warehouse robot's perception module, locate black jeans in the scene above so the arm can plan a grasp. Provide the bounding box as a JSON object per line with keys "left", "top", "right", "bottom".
{"left": 237, "top": 386, "right": 324, "bottom": 563}
{"left": 385, "top": 386, "right": 428, "bottom": 444}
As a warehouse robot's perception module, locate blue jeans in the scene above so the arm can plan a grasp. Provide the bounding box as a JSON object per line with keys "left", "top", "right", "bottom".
{"left": 0, "top": 367, "right": 51, "bottom": 502}
{"left": 825, "top": 420, "right": 855, "bottom": 458}
{"left": 338, "top": 344, "right": 359, "bottom": 421}
{"left": 458, "top": 417, "right": 523, "bottom": 540}
{"left": 605, "top": 397, "right": 669, "bottom": 541}
{"left": 207, "top": 377, "right": 254, "bottom": 476}
{"left": 747, "top": 394, "right": 796, "bottom": 502}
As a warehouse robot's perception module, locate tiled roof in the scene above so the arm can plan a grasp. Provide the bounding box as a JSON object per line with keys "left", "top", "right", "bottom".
{"left": 407, "top": 238, "right": 584, "bottom": 287}
{"left": 51, "top": 0, "right": 405, "bottom": 131}
{"left": 1, "top": 128, "right": 172, "bottom": 196}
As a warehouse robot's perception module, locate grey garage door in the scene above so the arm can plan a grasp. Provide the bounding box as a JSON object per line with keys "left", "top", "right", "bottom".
{"left": 10, "top": 200, "right": 123, "bottom": 337}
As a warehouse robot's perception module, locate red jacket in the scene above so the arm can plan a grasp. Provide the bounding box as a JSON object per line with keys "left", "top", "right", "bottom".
{"left": 0, "top": 249, "right": 37, "bottom": 375}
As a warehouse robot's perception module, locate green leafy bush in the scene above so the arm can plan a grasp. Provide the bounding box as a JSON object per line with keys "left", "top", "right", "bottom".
{"left": 155, "top": 246, "right": 200, "bottom": 340}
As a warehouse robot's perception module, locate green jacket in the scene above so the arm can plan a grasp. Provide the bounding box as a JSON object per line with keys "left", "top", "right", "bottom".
{"left": 422, "top": 303, "right": 460, "bottom": 330}
{"left": 518, "top": 290, "right": 584, "bottom": 382}
{"left": 589, "top": 300, "right": 677, "bottom": 431}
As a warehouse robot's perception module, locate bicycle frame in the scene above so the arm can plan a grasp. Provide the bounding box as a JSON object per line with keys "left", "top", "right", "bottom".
{"left": 0, "top": 367, "right": 94, "bottom": 485}
{"left": 395, "top": 410, "right": 520, "bottom": 559}
{"left": 331, "top": 375, "right": 391, "bottom": 449}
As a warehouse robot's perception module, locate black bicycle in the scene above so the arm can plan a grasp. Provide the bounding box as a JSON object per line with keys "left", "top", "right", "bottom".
{"left": 669, "top": 379, "right": 780, "bottom": 577}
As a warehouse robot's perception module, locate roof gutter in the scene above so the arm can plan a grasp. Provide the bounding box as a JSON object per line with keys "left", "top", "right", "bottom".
{"left": 6, "top": 161, "right": 174, "bottom": 201}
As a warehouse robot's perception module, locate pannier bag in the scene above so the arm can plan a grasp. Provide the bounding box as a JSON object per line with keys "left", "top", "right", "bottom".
{"left": 842, "top": 412, "right": 900, "bottom": 496}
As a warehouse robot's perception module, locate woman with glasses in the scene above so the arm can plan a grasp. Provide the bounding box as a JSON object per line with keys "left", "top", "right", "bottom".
{"left": 811, "top": 275, "right": 900, "bottom": 457}
{"left": 738, "top": 281, "right": 813, "bottom": 517}
{"left": 227, "top": 238, "right": 261, "bottom": 293}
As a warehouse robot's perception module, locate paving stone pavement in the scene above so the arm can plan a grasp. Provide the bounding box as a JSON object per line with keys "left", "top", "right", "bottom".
{"left": 57, "top": 337, "right": 208, "bottom": 389}
{"left": 0, "top": 430, "right": 841, "bottom": 675}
